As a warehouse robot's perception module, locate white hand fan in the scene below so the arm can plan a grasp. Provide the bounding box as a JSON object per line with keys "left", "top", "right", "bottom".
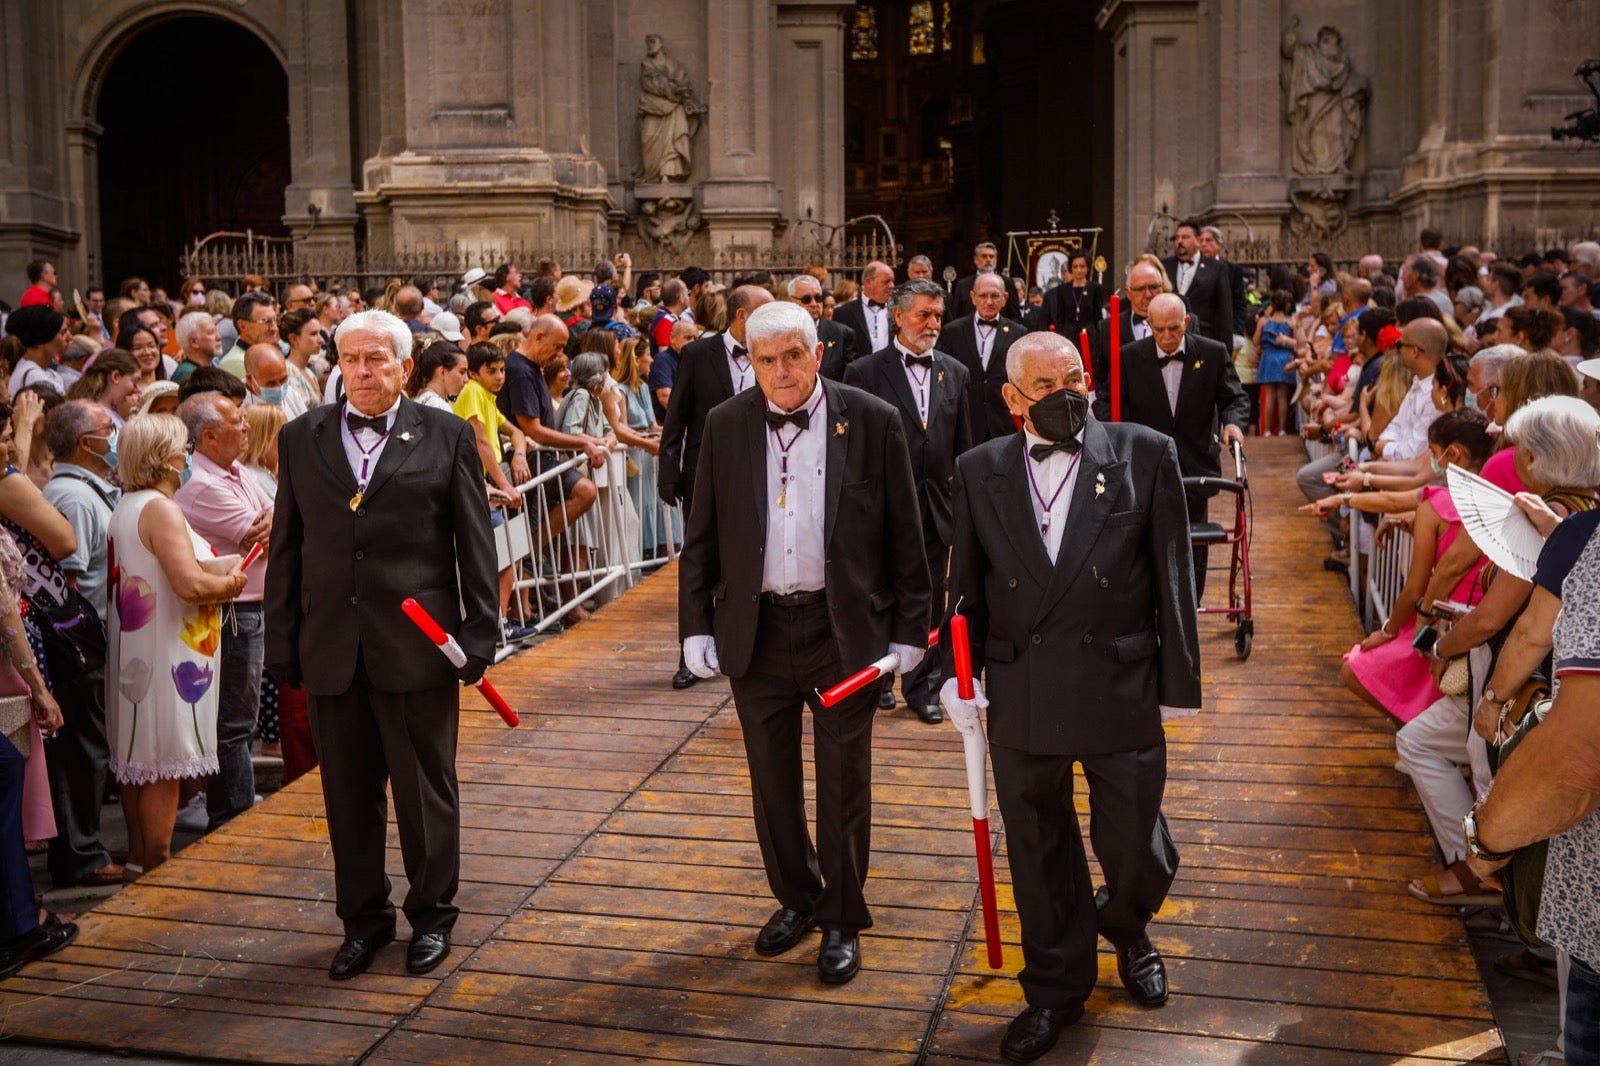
{"left": 1446, "top": 464, "right": 1546, "bottom": 581}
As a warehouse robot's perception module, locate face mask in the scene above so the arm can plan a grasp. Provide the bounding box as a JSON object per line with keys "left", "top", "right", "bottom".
{"left": 170, "top": 452, "right": 193, "bottom": 485}
{"left": 188, "top": 292, "right": 206, "bottom": 307}
{"left": 88, "top": 431, "right": 119, "bottom": 469}
{"left": 258, "top": 385, "right": 286, "bottom": 406}
{"left": 1429, "top": 452, "right": 1445, "bottom": 478}
{"left": 1015, "top": 385, "right": 1089, "bottom": 443}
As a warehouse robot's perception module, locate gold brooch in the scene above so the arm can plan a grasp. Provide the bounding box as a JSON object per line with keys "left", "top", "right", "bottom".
{"left": 1192, "top": 360, "right": 1202, "bottom": 370}
{"left": 937, "top": 371, "right": 945, "bottom": 383}
{"left": 398, "top": 431, "right": 414, "bottom": 442}
{"left": 1094, "top": 473, "right": 1106, "bottom": 498}
{"left": 835, "top": 421, "right": 847, "bottom": 436}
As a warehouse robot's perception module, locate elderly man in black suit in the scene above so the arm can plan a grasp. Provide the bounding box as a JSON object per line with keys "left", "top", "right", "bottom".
{"left": 939, "top": 271, "right": 1025, "bottom": 444}
{"left": 678, "top": 300, "right": 932, "bottom": 986}
{"left": 940, "top": 330, "right": 1201, "bottom": 1063}
{"left": 831, "top": 260, "right": 896, "bottom": 357}
{"left": 845, "top": 279, "right": 973, "bottom": 722}
{"left": 947, "top": 241, "right": 1023, "bottom": 323}
{"left": 787, "top": 274, "right": 857, "bottom": 380}
{"left": 658, "top": 284, "right": 774, "bottom": 688}
{"left": 1093, "top": 292, "right": 1249, "bottom": 599}
{"left": 265, "top": 309, "right": 499, "bottom": 980}
{"left": 1088, "top": 256, "right": 1168, "bottom": 386}
{"left": 1197, "top": 225, "right": 1251, "bottom": 349}
{"left": 1162, "top": 219, "right": 1235, "bottom": 350}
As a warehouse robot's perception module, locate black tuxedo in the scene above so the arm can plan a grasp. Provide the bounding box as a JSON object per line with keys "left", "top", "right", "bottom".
{"left": 678, "top": 378, "right": 931, "bottom": 930}
{"left": 938, "top": 314, "right": 1024, "bottom": 444}
{"left": 831, "top": 296, "right": 890, "bottom": 359}
{"left": 1088, "top": 307, "right": 1147, "bottom": 390}
{"left": 658, "top": 331, "right": 741, "bottom": 509}
{"left": 945, "top": 419, "right": 1199, "bottom": 1009}
{"left": 817, "top": 316, "right": 860, "bottom": 381}
{"left": 1092, "top": 333, "right": 1249, "bottom": 597}
{"left": 948, "top": 272, "right": 1023, "bottom": 323}
{"left": 1042, "top": 281, "right": 1107, "bottom": 338}
{"left": 1219, "top": 258, "right": 1250, "bottom": 337}
{"left": 265, "top": 397, "right": 498, "bottom": 941}
{"left": 1162, "top": 255, "right": 1235, "bottom": 350}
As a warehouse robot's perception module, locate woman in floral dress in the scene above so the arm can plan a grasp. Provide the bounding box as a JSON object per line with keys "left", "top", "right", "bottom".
{"left": 106, "top": 415, "right": 245, "bottom": 880}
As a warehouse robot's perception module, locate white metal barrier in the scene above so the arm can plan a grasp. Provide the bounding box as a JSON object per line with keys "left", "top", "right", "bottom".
{"left": 488, "top": 446, "right": 683, "bottom": 657}
{"left": 1364, "top": 526, "right": 1414, "bottom": 632}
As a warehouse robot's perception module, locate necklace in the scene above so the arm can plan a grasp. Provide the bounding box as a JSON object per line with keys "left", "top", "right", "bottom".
{"left": 769, "top": 391, "right": 826, "bottom": 509}
{"left": 1025, "top": 450, "right": 1082, "bottom": 539}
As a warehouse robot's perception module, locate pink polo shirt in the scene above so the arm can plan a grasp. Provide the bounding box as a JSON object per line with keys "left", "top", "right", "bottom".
{"left": 174, "top": 452, "right": 275, "bottom": 601}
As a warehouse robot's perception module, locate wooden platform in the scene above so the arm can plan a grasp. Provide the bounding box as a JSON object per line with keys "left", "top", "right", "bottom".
{"left": 0, "top": 436, "right": 1503, "bottom": 1064}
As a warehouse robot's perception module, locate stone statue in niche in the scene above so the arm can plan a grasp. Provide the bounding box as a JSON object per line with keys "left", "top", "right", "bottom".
{"left": 637, "top": 35, "right": 706, "bottom": 183}
{"left": 1281, "top": 16, "right": 1368, "bottom": 237}
{"left": 637, "top": 196, "right": 701, "bottom": 254}
{"left": 1281, "top": 16, "right": 1368, "bottom": 177}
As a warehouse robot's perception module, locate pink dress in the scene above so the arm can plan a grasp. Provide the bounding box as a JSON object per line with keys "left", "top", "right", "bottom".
{"left": 1343, "top": 486, "right": 1488, "bottom": 723}
{"left": 0, "top": 533, "right": 55, "bottom": 841}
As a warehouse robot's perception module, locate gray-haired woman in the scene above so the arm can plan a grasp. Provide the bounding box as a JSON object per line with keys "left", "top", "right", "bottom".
{"left": 555, "top": 353, "right": 637, "bottom": 600}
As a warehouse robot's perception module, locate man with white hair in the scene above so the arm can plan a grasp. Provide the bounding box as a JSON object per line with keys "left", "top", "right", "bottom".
{"left": 1197, "top": 225, "right": 1249, "bottom": 349}
{"left": 171, "top": 309, "right": 221, "bottom": 384}
{"left": 832, "top": 260, "right": 895, "bottom": 355}
{"left": 678, "top": 299, "right": 930, "bottom": 986}
{"left": 905, "top": 255, "right": 935, "bottom": 281}
{"left": 948, "top": 241, "right": 1022, "bottom": 323}
{"left": 265, "top": 309, "right": 498, "bottom": 981}
{"left": 786, "top": 274, "right": 857, "bottom": 379}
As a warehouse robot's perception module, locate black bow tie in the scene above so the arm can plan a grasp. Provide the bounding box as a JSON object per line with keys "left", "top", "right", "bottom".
{"left": 1157, "top": 350, "right": 1184, "bottom": 366}
{"left": 765, "top": 408, "right": 810, "bottom": 432}
{"left": 976, "top": 319, "right": 997, "bottom": 331}
{"left": 346, "top": 411, "right": 389, "bottom": 435}
{"left": 732, "top": 345, "right": 748, "bottom": 360}
{"left": 1029, "top": 439, "right": 1081, "bottom": 462}
{"left": 1131, "top": 314, "right": 1147, "bottom": 326}
{"left": 904, "top": 353, "right": 934, "bottom": 370}
{"left": 867, "top": 300, "right": 885, "bottom": 311}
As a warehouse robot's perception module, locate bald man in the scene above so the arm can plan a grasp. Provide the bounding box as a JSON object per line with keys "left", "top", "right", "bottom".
{"left": 1095, "top": 293, "right": 1247, "bottom": 598}
{"left": 245, "top": 343, "right": 306, "bottom": 419}
{"left": 940, "top": 331, "right": 1199, "bottom": 1060}
{"left": 832, "top": 261, "right": 895, "bottom": 356}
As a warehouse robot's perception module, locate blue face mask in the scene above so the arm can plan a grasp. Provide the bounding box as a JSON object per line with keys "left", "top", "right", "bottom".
{"left": 170, "top": 452, "right": 193, "bottom": 485}
{"left": 258, "top": 385, "right": 286, "bottom": 406}
{"left": 88, "top": 430, "right": 118, "bottom": 469}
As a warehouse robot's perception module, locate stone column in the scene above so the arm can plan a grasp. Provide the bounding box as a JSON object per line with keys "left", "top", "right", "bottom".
{"left": 1205, "top": 0, "right": 1290, "bottom": 245}
{"left": 773, "top": 2, "right": 851, "bottom": 235}
{"left": 282, "top": 0, "right": 359, "bottom": 275}
{"left": 0, "top": 0, "right": 77, "bottom": 295}
{"left": 1096, "top": 0, "right": 1203, "bottom": 268}
{"left": 701, "top": 0, "right": 782, "bottom": 254}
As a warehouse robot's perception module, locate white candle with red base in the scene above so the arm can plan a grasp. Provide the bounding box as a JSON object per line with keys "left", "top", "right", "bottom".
{"left": 401, "top": 598, "right": 520, "bottom": 727}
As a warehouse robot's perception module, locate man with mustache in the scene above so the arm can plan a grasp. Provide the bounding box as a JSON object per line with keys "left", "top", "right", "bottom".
{"left": 845, "top": 279, "right": 973, "bottom": 721}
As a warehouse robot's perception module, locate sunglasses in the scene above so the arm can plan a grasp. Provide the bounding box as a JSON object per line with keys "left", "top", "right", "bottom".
{"left": 795, "top": 294, "right": 822, "bottom": 304}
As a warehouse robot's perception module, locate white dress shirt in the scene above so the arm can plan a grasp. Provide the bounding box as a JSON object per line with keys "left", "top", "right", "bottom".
{"left": 862, "top": 295, "right": 890, "bottom": 350}
{"left": 724, "top": 331, "right": 754, "bottom": 394}
{"left": 762, "top": 379, "right": 828, "bottom": 594}
{"left": 974, "top": 314, "right": 1000, "bottom": 370}
{"left": 1157, "top": 339, "right": 1186, "bottom": 414}
{"left": 340, "top": 395, "right": 403, "bottom": 491}
{"left": 1023, "top": 429, "right": 1084, "bottom": 562}
{"left": 1376, "top": 373, "right": 1438, "bottom": 461}
{"left": 1174, "top": 257, "right": 1197, "bottom": 295}
{"left": 1129, "top": 315, "right": 1152, "bottom": 342}
{"left": 893, "top": 337, "right": 934, "bottom": 427}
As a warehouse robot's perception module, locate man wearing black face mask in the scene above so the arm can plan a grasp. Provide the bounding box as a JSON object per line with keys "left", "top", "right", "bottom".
{"left": 940, "top": 331, "right": 1200, "bottom": 1063}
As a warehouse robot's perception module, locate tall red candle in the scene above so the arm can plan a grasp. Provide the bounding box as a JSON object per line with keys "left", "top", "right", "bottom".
{"left": 1108, "top": 292, "right": 1122, "bottom": 421}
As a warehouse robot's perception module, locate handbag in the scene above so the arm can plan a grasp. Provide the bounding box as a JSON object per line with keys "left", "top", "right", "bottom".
{"left": 34, "top": 585, "right": 108, "bottom": 676}
{"left": 1494, "top": 690, "right": 1555, "bottom": 949}
{"left": 0, "top": 694, "right": 30, "bottom": 758}
{"left": 1437, "top": 656, "right": 1470, "bottom": 696}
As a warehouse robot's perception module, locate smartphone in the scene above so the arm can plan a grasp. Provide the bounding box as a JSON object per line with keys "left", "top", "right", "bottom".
{"left": 1412, "top": 624, "right": 1440, "bottom": 654}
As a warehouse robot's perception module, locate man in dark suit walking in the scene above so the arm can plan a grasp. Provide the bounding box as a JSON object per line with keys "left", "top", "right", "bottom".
{"left": 947, "top": 241, "right": 1023, "bottom": 323}
{"left": 786, "top": 274, "right": 857, "bottom": 380}
{"left": 1087, "top": 257, "right": 1168, "bottom": 388}
{"left": 265, "top": 310, "right": 499, "bottom": 981}
{"left": 1162, "top": 219, "right": 1234, "bottom": 350}
{"left": 1198, "top": 225, "right": 1251, "bottom": 349}
{"left": 657, "top": 284, "right": 774, "bottom": 687}
{"left": 845, "top": 279, "right": 973, "bottom": 722}
{"left": 1093, "top": 293, "right": 1248, "bottom": 599}
{"left": 678, "top": 300, "right": 931, "bottom": 986}
{"left": 940, "top": 331, "right": 1200, "bottom": 1063}
{"left": 830, "top": 261, "right": 896, "bottom": 357}
{"left": 939, "top": 271, "right": 1025, "bottom": 444}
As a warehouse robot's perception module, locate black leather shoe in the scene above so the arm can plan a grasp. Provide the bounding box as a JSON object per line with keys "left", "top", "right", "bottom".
{"left": 876, "top": 688, "right": 897, "bottom": 710}
{"left": 754, "top": 907, "right": 814, "bottom": 957}
{"left": 329, "top": 930, "right": 394, "bottom": 980}
{"left": 1000, "top": 1003, "right": 1084, "bottom": 1063}
{"left": 916, "top": 702, "right": 944, "bottom": 724}
{"left": 816, "top": 928, "right": 860, "bottom": 984}
{"left": 1115, "top": 935, "right": 1169, "bottom": 1006}
{"left": 0, "top": 917, "right": 79, "bottom": 980}
{"left": 671, "top": 666, "right": 698, "bottom": 690}
{"left": 406, "top": 931, "right": 451, "bottom": 974}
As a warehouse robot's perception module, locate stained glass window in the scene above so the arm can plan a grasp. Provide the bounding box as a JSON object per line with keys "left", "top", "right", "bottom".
{"left": 850, "top": 6, "right": 878, "bottom": 61}
{"left": 909, "top": 1, "right": 935, "bottom": 56}
{"left": 940, "top": 1, "right": 952, "bottom": 52}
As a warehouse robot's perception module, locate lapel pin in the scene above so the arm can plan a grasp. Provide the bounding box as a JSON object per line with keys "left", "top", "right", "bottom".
{"left": 398, "top": 431, "right": 414, "bottom": 442}
{"left": 1094, "top": 472, "right": 1106, "bottom": 498}
{"left": 937, "top": 371, "right": 945, "bottom": 383}
{"left": 835, "top": 421, "right": 847, "bottom": 437}
{"left": 1192, "top": 360, "right": 1202, "bottom": 370}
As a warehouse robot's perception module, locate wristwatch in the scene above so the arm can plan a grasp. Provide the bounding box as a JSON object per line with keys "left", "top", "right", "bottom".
{"left": 1463, "top": 806, "right": 1513, "bottom": 863}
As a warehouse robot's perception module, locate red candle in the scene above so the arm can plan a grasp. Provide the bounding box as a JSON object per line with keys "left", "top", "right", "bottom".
{"left": 950, "top": 613, "right": 975, "bottom": 700}
{"left": 1078, "top": 328, "right": 1092, "bottom": 389}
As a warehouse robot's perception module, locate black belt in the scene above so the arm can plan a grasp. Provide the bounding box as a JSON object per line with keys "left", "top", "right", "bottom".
{"left": 760, "top": 589, "right": 827, "bottom": 607}
{"left": 231, "top": 601, "right": 265, "bottom": 612}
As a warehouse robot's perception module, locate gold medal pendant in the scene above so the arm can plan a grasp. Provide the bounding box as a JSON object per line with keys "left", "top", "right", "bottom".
{"left": 349, "top": 492, "right": 363, "bottom": 511}
{"left": 777, "top": 486, "right": 787, "bottom": 509}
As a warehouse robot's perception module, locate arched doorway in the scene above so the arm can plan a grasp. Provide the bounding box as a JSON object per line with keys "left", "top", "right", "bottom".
{"left": 843, "top": 0, "right": 1114, "bottom": 274}
{"left": 95, "top": 16, "right": 290, "bottom": 293}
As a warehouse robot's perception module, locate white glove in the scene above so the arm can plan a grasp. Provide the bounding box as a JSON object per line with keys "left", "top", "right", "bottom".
{"left": 684, "top": 635, "right": 720, "bottom": 678}
{"left": 888, "top": 642, "right": 925, "bottom": 676}
{"left": 1160, "top": 705, "right": 1199, "bottom": 722}
{"left": 940, "top": 677, "right": 989, "bottom": 737}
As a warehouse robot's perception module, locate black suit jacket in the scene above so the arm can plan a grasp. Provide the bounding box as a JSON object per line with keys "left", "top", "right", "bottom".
{"left": 817, "top": 316, "right": 860, "bottom": 381}
{"left": 945, "top": 419, "right": 1200, "bottom": 755}
{"left": 844, "top": 345, "right": 973, "bottom": 545}
{"left": 265, "top": 397, "right": 499, "bottom": 695}
{"left": 938, "top": 314, "right": 1025, "bottom": 444}
{"left": 1088, "top": 307, "right": 1140, "bottom": 391}
{"left": 1220, "top": 258, "right": 1250, "bottom": 336}
{"left": 1162, "top": 255, "right": 1235, "bottom": 350}
{"left": 1042, "top": 281, "right": 1107, "bottom": 338}
{"left": 658, "top": 332, "right": 737, "bottom": 505}
{"left": 1091, "top": 334, "right": 1250, "bottom": 480}
{"left": 948, "top": 273, "right": 1022, "bottom": 323}
{"left": 831, "top": 297, "right": 886, "bottom": 358}
{"left": 677, "top": 378, "right": 933, "bottom": 679}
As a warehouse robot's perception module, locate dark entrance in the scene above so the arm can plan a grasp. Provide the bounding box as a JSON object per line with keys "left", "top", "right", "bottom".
{"left": 95, "top": 16, "right": 290, "bottom": 291}
{"left": 842, "top": 0, "right": 1114, "bottom": 277}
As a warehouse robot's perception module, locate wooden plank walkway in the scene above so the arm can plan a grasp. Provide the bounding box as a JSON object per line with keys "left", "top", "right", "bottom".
{"left": 0, "top": 436, "right": 1504, "bottom": 1063}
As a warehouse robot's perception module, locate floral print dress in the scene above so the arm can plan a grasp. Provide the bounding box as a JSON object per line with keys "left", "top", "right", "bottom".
{"left": 106, "top": 491, "right": 222, "bottom": 785}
